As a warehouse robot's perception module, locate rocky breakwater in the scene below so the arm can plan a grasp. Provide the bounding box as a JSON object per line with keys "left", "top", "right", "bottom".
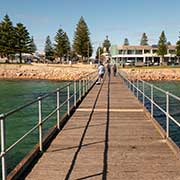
{"left": 121, "top": 68, "right": 180, "bottom": 81}
{"left": 0, "top": 64, "right": 97, "bottom": 80}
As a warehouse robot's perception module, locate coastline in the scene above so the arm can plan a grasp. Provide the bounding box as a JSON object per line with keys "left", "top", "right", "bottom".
{"left": 0, "top": 64, "right": 180, "bottom": 81}
{"left": 0, "top": 64, "right": 97, "bottom": 81}
{"left": 120, "top": 68, "right": 180, "bottom": 81}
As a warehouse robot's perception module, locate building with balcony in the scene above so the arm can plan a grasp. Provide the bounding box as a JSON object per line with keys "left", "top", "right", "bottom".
{"left": 110, "top": 45, "right": 177, "bottom": 65}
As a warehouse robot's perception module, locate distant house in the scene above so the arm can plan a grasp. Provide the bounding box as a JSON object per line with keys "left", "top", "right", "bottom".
{"left": 110, "top": 45, "right": 178, "bottom": 65}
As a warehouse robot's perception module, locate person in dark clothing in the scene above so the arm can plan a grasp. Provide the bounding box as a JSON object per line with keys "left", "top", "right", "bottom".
{"left": 112, "top": 64, "right": 117, "bottom": 76}
{"left": 106, "top": 63, "right": 111, "bottom": 77}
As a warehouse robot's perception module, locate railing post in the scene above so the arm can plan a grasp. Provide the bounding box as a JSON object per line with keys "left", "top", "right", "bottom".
{"left": 86, "top": 78, "right": 88, "bottom": 93}
{"left": 74, "top": 81, "right": 76, "bottom": 107}
{"left": 151, "top": 84, "right": 154, "bottom": 117}
{"left": 56, "top": 89, "right": 60, "bottom": 129}
{"left": 87, "top": 76, "right": 89, "bottom": 90}
{"left": 83, "top": 79, "right": 85, "bottom": 96}
{"left": 142, "top": 81, "right": 145, "bottom": 106}
{"left": 0, "top": 114, "right": 6, "bottom": 180}
{"left": 136, "top": 80, "right": 139, "bottom": 99}
{"left": 38, "top": 97, "right": 43, "bottom": 152}
{"left": 166, "top": 91, "right": 169, "bottom": 138}
{"left": 133, "top": 80, "right": 135, "bottom": 94}
{"left": 79, "top": 79, "right": 81, "bottom": 100}
{"left": 67, "top": 84, "right": 70, "bottom": 115}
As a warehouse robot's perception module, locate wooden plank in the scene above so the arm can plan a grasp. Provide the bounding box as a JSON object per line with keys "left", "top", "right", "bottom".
{"left": 26, "top": 74, "right": 180, "bottom": 180}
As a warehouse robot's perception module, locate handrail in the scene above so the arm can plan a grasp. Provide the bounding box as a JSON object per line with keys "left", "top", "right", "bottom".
{"left": 3, "top": 82, "right": 71, "bottom": 118}
{"left": 119, "top": 70, "right": 180, "bottom": 145}
{"left": 0, "top": 70, "right": 98, "bottom": 180}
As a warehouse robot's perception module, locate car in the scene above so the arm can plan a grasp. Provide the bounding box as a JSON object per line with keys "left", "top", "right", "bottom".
{"left": 124, "top": 60, "right": 134, "bottom": 66}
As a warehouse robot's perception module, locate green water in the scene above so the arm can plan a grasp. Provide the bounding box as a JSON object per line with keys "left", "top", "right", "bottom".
{"left": 144, "top": 81, "right": 180, "bottom": 146}
{"left": 151, "top": 81, "right": 180, "bottom": 97}
{"left": 0, "top": 79, "right": 179, "bottom": 178}
{"left": 0, "top": 79, "right": 74, "bottom": 177}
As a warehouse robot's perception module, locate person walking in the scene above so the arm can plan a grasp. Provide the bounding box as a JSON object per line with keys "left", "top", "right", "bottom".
{"left": 106, "top": 63, "right": 111, "bottom": 77}
{"left": 112, "top": 63, "right": 117, "bottom": 76}
{"left": 97, "top": 61, "right": 105, "bottom": 84}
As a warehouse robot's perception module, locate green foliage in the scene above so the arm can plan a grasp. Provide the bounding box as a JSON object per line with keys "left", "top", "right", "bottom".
{"left": 176, "top": 39, "right": 180, "bottom": 57}
{"left": 54, "top": 28, "right": 70, "bottom": 61}
{"left": 28, "top": 36, "right": 37, "bottom": 54}
{"left": 102, "top": 36, "right": 111, "bottom": 52}
{"left": 14, "top": 23, "right": 32, "bottom": 63}
{"left": 73, "top": 16, "right": 92, "bottom": 61}
{"left": 0, "top": 14, "right": 36, "bottom": 63}
{"left": 123, "top": 38, "right": 129, "bottom": 46}
{"left": 95, "top": 46, "right": 103, "bottom": 59}
{"left": 157, "top": 31, "right": 167, "bottom": 59}
{"left": 44, "top": 36, "right": 54, "bottom": 61}
{"left": 140, "top": 33, "right": 148, "bottom": 46}
{"left": 167, "top": 41, "right": 171, "bottom": 45}
{"left": 0, "top": 14, "right": 16, "bottom": 59}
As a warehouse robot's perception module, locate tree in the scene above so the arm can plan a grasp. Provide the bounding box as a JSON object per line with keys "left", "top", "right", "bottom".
{"left": 167, "top": 41, "right": 171, "bottom": 46}
{"left": 73, "top": 16, "right": 92, "bottom": 62}
{"left": 0, "top": 14, "right": 16, "bottom": 61}
{"left": 140, "top": 33, "right": 148, "bottom": 46}
{"left": 95, "top": 46, "right": 103, "bottom": 59}
{"left": 123, "top": 38, "right": 129, "bottom": 46}
{"left": 14, "top": 23, "right": 31, "bottom": 63}
{"left": 44, "top": 36, "right": 54, "bottom": 61}
{"left": 102, "top": 35, "right": 111, "bottom": 53}
{"left": 176, "top": 34, "right": 180, "bottom": 64}
{"left": 157, "top": 31, "right": 167, "bottom": 65}
{"left": 29, "top": 36, "right": 37, "bottom": 54}
{"left": 54, "top": 28, "right": 70, "bottom": 63}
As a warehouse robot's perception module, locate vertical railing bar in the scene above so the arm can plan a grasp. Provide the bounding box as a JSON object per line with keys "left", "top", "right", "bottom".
{"left": 137, "top": 80, "right": 139, "bottom": 99}
{"left": 79, "top": 79, "right": 81, "bottom": 100}
{"left": 56, "top": 89, "right": 60, "bottom": 129}
{"left": 87, "top": 76, "right": 89, "bottom": 90}
{"left": 38, "top": 97, "right": 43, "bottom": 152}
{"left": 166, "top": 91, "right": 169, "bottom": 138}
{"left": 83, "top": 79, "right": 85, "bottom": 96}
{"left": 74, "top": 81, "right": 76, "bottom": 107}
{"left": 143, "top": 80, "right": 145, "bottom": 106}
{"left": 0, "top": 114, "right": 6, "bottom": 180}
{"left": 151, "top": 84, "right": 154, "bottom": 117}
{"left": 86, "top": 78, "right": 88, "bottom": 93}
{"left": 67, "top": 84, "right": 70, "bottom": 115}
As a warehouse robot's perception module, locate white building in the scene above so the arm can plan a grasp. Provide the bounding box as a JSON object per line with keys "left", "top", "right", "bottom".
{"left": 110, "top": 45, "right": 177, "bottom": 65}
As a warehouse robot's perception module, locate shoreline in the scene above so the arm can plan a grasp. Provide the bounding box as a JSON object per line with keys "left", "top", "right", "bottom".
{"left": 120, "top": 68, "right": 180, "bottom": 81}
{"left": 0, "top": 64, "right": 180, "bottom": 81}
{"left": 0, "top": 64, "right": 97, "bottom": 81}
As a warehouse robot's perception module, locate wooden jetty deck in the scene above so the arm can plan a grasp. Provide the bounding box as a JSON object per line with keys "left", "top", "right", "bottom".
{"left": 26, "top": 74, "right": 180, "bottom": 180}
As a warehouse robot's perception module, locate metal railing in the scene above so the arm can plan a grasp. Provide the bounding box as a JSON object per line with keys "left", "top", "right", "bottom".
{"left": 119, "top": 70, "right": 180, "bottom": 144}
{"left": 0, "top": 71, "right": 97, "bottom": 180}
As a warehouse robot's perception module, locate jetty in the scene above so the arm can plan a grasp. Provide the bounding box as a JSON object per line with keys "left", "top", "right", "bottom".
{"left": 24, "top": 74, "right": 180, "bottom": 180}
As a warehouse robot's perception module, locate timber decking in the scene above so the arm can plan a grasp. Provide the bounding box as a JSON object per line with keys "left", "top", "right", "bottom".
{"left": 26, "top": 74, "right": 180, "bottom": 180}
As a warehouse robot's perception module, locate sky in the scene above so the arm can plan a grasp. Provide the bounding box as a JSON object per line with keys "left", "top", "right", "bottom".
{"left": 0, "top": 0, "right": 180, "bottom": 54}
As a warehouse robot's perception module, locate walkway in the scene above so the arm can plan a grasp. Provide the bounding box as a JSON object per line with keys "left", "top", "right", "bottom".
{"left": 26, "top": 74, "right": 180, "bottom": 180}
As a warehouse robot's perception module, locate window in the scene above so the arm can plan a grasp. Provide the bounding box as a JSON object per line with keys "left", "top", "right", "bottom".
{"left": 169, "top": 50, "right": 176, "bottom": 54}
{"left": 135, "top": 50, "right": 142, "bottom": 54}
{"left": 144, "top": 50, "right": 150, "bottom": 54}
{"left": 127, "top": 50, "right": 134, "bottom": 54}
{"left": 152, "top": 49, "right": 157, "bottom": 54}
